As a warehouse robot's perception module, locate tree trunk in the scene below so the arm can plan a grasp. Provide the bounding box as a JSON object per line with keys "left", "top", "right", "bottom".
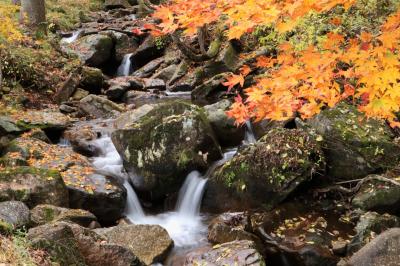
{"left": 21, "top": 0, "right": 46, "bottom": 26}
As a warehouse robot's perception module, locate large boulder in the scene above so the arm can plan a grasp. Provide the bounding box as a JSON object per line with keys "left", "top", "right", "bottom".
{"left": 67, "top": 34, "right": 114, "bottom": 67}
{"left": 339, "top": 228, "right": 400, "bottom": 266}
{"left": 204, "top": 128, "right": 325, "bottom": 212}
{"left": 79, "top": 95, "right": 125, "bottom": 119}
{"left": 184, "top": 240, "right": 265, "bottom": 266}
{"left": 31, "top": 204, "right": 97, "bottom": 227}
{"left": 0, "top": 201, "right": 30, "bottom": 233}
{"left": 80, "top": 66, "right": 104, "bottom": 94}
{"left": 112, "top": 101, "right": 222, "bottom": 199}
{"left": 204, "top": 99, "right": 245, "bottom": 146}
{"left": 98, "top": 224, "right": 174, "bottom": 265}
{"left": 305, "top": 103, "right": 400, "bottom": 180}
{"left": 347, "top": 212, "right": 400, "bottom": 253}
{"left": 0, "top": 167, "right": 69, "bottom": 208}
{"left": 5, "top": 110, "right": 71, "bottom": 131}
{"left": 4, "top": 137, "right": 126, "bottom": 224}
{"left": 352, "top": 175, "right": 400, "bottom": 214}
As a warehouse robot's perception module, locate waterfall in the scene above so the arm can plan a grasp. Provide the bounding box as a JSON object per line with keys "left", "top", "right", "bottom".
{"left": 58, "top": 138, "right": 71, "bottom": 147}
{"left": 89, "top": 135, "right": 145, "bottom": 220}
{"left": 117, "top": 53, "right": 133, "bottom": 76}
{"left": 244, "top": 120, "right": 257, "bottom": 144}
{"left": 61, "top": 30, "right": 82, "bottom": 44}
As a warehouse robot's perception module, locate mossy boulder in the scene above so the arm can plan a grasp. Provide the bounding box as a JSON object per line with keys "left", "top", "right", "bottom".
{"left": 112, "top": 101, "right": 222, "bottom": 199}
{"left": 347, "top": 212, "right": 400, "bottom": 253}
{"left": 80, "top": 66, "right": 104, "bottom": 94}
{"left": 3, "top": 137, "right": 126, "bottom": 224}
{"left": 204, "top": 128, "right": 325, "bottom": 212}
{"left": 0, "top": 167, "right": 69, "bottom": 208}
{"left": 31, "top": 204, "right": 97, "bottom": 227}
{"left": 65, "top": 34, "right": 114, "bottom": 67}
{"left": 305, "top": 103, "right": 400, "bottom": 180}
{"left": 352, "top": 175, "right": 400, "bottom": 214}
{"left": 0, "top": 201, "right": 30, "bottom": 234}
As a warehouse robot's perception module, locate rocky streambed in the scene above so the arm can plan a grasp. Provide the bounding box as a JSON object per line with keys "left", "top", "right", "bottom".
{"left": 1, "top": 1, "right": 400, "bottom": 266}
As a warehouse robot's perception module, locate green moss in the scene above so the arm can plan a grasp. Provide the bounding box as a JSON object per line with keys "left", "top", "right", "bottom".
{"left": 0, "top": 220, "right": 14, "bottom": 234}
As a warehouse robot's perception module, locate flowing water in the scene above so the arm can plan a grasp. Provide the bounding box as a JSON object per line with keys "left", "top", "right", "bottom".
{"left": 61, "top": 30, "right": 83, "bottom": 44}
{"left": 244, "top": 120, "right": 257, "bottom": 144}
{"left": 117, "top": 53, "right": 133, "bottom": 76}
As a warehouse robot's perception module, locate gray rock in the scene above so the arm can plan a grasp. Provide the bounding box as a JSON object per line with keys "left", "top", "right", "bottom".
{"left": 80, "top": 66, "right": 104, "bottom": 93}
{"left": 184, "top": 240, "right": 265, "bottom": 265}
{"left": 205, "top": 128, "right": 325, "bottom": 212}
{"left": 339, "top": 228, "right": 400, "bottom": 266}
{"left": 99, "top": 224, "right": 174, "bottom": 265}
{"left": 0, "top": 201, "right": 30, "bottom": 233}
{"left": 104, "top": 0, "right": 131, "bottom": 9}
{"left": 132, "top": 57, "right": 164, "bottom": 78}
{"left": 31, "top": 204, "right": 97, "bottom": 227}
{"left": 151, "top": 64, "right": 178, "bottom": 82}
{"left": 305, "top": 103, "right": 400, "bottom": 179}
{"left": 79, "top": 94, "right": 125, "bottom": 119}
{"left": 112, "top": 101, "right": 222, "bottom": 199}
{"left": 0, "top": 167, "right": 69, "bottom": 208}
{"left": 204, "top": 99, "right": 245, "bottom": 146}
{"left": 131, "top": 36, "right": 164, "bottom": 69}
{"left": 191, "top": 73, "right": 227, "bottom": 105}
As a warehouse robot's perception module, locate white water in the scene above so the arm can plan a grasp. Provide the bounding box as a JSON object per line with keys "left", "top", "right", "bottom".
{"left": 58, "top": 138, "right": 71, "bottom": 147}
{"left": 244, "top": 120, "right": 257, "bottom": 144}
{"left": 117, "top": 53, "right": 133, "bottom": 76}
{"left": 61, "top": 30, "right": 82, "bottom": 44}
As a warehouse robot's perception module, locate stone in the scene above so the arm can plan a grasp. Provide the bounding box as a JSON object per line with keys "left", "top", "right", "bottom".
{"left": 347, "top": 212, "right": 400, "bottom": 253}
{"left": 205, "top": 128, "right": 325, "bottom": 212}
{"left": 31, "top": 204, "right": 97, "bottom": 227}
{"left": 204, "top": 99, "right": 245, "bottom": 146}
{"left": 27, "top": 222, "right": 87, "bottom": 266}
{"left": 66, "top": 34, "right": 113, "bottom": 67}
{"left": 4, "top": 137, "right": 126, "bottom": 224}
{"left": 0, "top": 116, "right": 23, "bottom": 136}
{"left": 123, "top": 90, "right": 161, "bottom": 107}
{"left": 79, "top": 94, "right": 125, "bottom": 119}
{"left": 143, "top": 78, "right": 166, "bottom": 91}
{"left": 191, "top": 73, "right": 228, "bottom": 105}
{"left": 104, "top": 0, "right": 131, "bottom": 9}
{"left": 99, "top": 224, "right": 174, "bottom": 265}
{"left": 80, "top": 66, "right": 104, "bottom": 94}
{"left": 184, "top": 240, "right": 265, "bottom": 265}
{"left": 151, "top": 64, "right": 178, "bottom": 82}
{"left": 9, "top": 110, "right": 71, "bottom": 131}
{"left": 0, "top": 167, "right": 69, "bottom": 208}
{"left": 339, "top": 228, "right": 400, "bottom": 266}
{"left": 131, "top": 36, "right": 164, "bottom": 69}
{"left": 305, "top": 103, "right": 400, "bottom": 180}
{"left": 72, "top": 88, "right": 90, "bottom": 101}
{"left": 0, "top": 201, "right": 30, "bottom": 233}
{"left": 132, "top": 57, "right": 164, "bottom": 78}
{"left": 54, "top": 71, "right": 81, "bottom": 104}
{"left": 112, "top": 101, "right": 222, "bottom": 199}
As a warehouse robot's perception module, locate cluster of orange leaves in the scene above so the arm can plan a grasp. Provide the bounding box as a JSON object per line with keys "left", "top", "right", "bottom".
{"left": 151, "top": 0, "right": 400, "bottom": 127}
{"left": 226, "top": 10, "right": 400, "bottom": 127}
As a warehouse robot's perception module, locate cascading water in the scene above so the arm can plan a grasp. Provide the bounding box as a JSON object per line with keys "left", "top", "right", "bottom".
{"left": 117, "top": 53, "right": 133, "bottom": 76}
{"left": 88, "top": 133, "right": 238, "bottom": 252}
{"left": 244, "top": 120, "right": 257, "bottom": 144}
{"left": 61, "top": 30, "right": 82, "bottom": 44}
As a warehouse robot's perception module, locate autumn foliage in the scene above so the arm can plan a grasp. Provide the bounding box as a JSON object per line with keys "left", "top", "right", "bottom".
{"left": 151, "top": 0, "right": 400, "bottom": 127}
{"left": 0, "top": 4, "right": 23, "bottom": 43}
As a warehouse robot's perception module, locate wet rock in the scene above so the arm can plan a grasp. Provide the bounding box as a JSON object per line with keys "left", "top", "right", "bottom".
{"left": 347, "top": 212, "right": 400, "bottom": 253}
{"left": 4, "top": 137, "right": 126, "bottom": 224}
{"left": 191, "top": 73, "right": 228, "bottom": 105}
{"left": 339, "top": 228, "right": 400, "bottom": 266}
{"left": 132, "top": 57, "right": 164, "bottom": 78}
{"left": 0, "top": 201, "right": 30, "bottom": 233}
{"left": 8, "top": 110, "right": 71, "bottom": 131}
{"left": 0, "top": 116, "right": 23, "bottom": 136}
{"left": 208, "top": 212, "right": 260, "bottom": 245}
{"left": 123, "top": 90, "right": 161, "bottom": 107}
{"left": 352, "top": 175, "right": 400, "bottom": 214}
{"left": 104, "top": 0, "right": 131, "bottom": 9}
{"left": 204, "top": 99, "right": 245, "bottom": 146}
{"left": 151, "top": 64, "right": 178, "bottom": 82}
{"left": 80, "top": 66, "right": 104, "bottom": 94}
{"left": 99, "top": 224, "right": 174, "bottom": 265}
{"left": 112, "top": 101, "right": 222, "bottom": 199}
{"left": 205, "top": 128, "right": 325, "bottom": 212}
{"left": 143, "top": 78, "right": 166, "bottom": 91}
{"left": 305, "top": 103, "right": 400, "bottom": 179}
{"left": 60, "top": 104, "right": 78, "bottom": 114}
{"left": 79, "top": 94, "right": 125, "bottom": 119}
{"left": 107, "top": 31, "right": 137, "bottom": 62}
{"left": 131, "top": 36, "right": 164, "bottom": 69}
{"left": 66, "top": 34, "right": 113, "bottom": 67}
{"left": 31, "top": 204, "right": 97, "bottom": 227}
{"left": 27, "top": 222, "right": 86, "bottom": 266}
{"left": 184, "top": 240, "right": 265, "bottom": 266}
{"left": 0, "top": 167, "right": 69, "bottom": 208}
{"left": 54, "top": 71, "right": 81, "bottom": 104}
{"left": 72, "top": 88, "right": 90, "bottom": 101}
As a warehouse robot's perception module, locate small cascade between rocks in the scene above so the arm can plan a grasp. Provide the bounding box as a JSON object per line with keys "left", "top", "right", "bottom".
{"left": 61, "top": 29, "right": 82, "bottom": 44}
{"left": 89, "top": 134, "right": 238, "bottom": 251}
{"left": 117, "top": 53, "right": 133, "bottom": 76}
{"left": 244, "top": 120, "right": 257, "bottom": 144}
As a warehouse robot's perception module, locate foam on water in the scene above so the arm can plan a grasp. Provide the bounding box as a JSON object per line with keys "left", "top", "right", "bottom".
{"left": 61, "top": 30, "right": 82, "bottom": 44}
{"left": 117, "top": 53, "right": 133, "bottom": 76}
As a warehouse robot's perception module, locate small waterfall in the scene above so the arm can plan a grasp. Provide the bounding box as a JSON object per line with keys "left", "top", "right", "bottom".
{"left": 58, "top": 138, "right": 71, "bottom": 147}
{"left": 89, "top": 135, "right": 145, "bottom": 220}
{"left": 61, "top": 30, "right": 82, "bottom": 44}
{"left": 244, "top": 120, "right": 257, "bottom": 144}
{"left": 117, "top": 53, "right": 133, "bottom": 76}
{"left": 176, "top": 171, "right": 207, "bottom": 218}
